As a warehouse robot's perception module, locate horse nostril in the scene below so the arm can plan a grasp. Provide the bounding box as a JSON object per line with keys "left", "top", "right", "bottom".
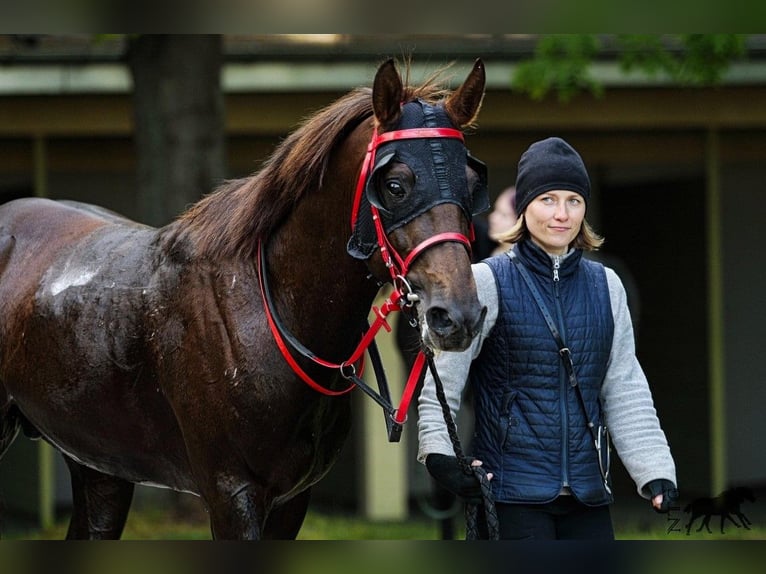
{"left": 426, "top": 306, "right": 456, "bottom": 334}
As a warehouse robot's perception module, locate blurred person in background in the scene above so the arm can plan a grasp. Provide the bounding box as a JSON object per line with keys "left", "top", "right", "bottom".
{"left": 488, "top": 186, "right": 518, "bottom": 255}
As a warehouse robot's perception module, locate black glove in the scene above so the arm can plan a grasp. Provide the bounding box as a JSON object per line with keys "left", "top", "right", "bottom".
{"left": 425, "top": 454, "right": 483, "bottom": 504}
{"left": 644, "top": 479, "right": 679, "bottom": 513}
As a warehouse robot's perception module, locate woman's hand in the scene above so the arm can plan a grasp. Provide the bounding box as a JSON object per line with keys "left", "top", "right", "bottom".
{"left": 645, "top": 479, "right": 679, "bottom": 513}
{"left": 426, "top": 454, "right": 493, "bottom": 504}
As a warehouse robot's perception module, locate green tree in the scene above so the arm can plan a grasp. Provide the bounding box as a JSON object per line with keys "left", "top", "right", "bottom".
{"left": 513, "top": 34, "right": 749, "bottom": 102}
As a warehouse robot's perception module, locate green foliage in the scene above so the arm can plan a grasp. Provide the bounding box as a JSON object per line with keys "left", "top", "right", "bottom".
{"left": 513, "top": 34, "right": 749, "bottom": 102}
{"left": 675, "top": 34, "right": 748, "bottom": 84}
{"left": 513, "top": 35, "right": 604, "bottom": 102}
{"left": 619, "top": 34, "right": 748, "bottom": 85}
{"left": 616, "top": 34, "right": 677, "bottom": 77}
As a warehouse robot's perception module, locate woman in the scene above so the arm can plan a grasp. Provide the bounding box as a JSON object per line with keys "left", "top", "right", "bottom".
{"left": 417, "top": 137, "right": 678, "bottom": 540}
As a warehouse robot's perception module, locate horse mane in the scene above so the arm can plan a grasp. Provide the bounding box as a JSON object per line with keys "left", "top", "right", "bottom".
{"left": 165, "top": 62, "right": 456, "bottom": 262}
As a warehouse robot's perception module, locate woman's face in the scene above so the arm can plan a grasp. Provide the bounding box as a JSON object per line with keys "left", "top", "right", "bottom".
{"left": 524, "top": 189, "right": 585, "bottom": 256}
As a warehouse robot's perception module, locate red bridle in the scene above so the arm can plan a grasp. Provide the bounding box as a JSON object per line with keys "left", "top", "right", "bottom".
{"left": 257, "top": 123, "right": 473, "bottom": 436}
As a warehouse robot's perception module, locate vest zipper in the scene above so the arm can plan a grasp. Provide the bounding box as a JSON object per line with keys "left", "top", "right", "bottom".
{"left": 553, "top": 255, "right": 569, "bottom": 489}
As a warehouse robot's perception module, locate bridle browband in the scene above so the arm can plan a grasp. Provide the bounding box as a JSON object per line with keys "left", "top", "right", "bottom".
{"left": 257, "top": 122, "right": 473, "bottom": 441}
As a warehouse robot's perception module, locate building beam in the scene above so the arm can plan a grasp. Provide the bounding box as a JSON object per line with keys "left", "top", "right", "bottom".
{"left": 360, "top": 307, "right": 408, "bottom": 521}
{"left": 706, "top": 128, "right": 727, "bottom": 495}
{"left": 33, "top": 133, "right": 56, "bottom": 528}
{"left": 5, "top": 86, "right": 766, "bottom": 139}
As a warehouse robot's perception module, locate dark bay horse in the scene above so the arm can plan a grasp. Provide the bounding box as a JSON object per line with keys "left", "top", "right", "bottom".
{"left": 0, "top": 58, "right": 488, "bottom": 539}
{"left": 684, "top": 486, "right": 756, "bottom": 535}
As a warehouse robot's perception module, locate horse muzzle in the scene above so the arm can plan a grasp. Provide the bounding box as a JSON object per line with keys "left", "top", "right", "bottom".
{"left": 420, "top": 303, "right": 487, "bottom": 352}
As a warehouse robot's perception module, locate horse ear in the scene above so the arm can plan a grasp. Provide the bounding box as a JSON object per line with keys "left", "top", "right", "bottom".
{"left": 372, "top": 58, "right": 403, "bottom": 129}
{"left": 445, "top": 58, "right": 486, "bottom": 128}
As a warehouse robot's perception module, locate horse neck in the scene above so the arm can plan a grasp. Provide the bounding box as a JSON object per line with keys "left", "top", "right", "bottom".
{"left": 265, "top": 168, "right": 380, "bottom": 363}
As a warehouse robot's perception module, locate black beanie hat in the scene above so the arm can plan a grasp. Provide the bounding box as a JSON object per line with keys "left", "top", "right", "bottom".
{"left": 514, "top": 137, "right": 590, "bottom": 214}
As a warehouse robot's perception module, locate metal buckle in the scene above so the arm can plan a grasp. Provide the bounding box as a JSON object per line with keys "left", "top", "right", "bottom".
{"left": 596, "top": 425, "right": 612, "bottom": 495}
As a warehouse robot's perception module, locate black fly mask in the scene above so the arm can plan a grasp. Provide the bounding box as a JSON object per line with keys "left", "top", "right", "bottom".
{"left": 347, "top": 98, "right": 488, "bottom": 261}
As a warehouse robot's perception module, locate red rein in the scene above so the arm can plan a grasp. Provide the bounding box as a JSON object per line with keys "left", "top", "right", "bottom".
{"left": 258, "top": 124, "right": 472, "bottom": 428}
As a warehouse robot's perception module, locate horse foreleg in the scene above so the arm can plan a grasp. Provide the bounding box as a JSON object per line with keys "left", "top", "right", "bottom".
{"left": 0, "top": 403, "right": 20, "bottom": 460}
{"left": 725, "top": 512, "right": 740, "bottom": 530}
{"left": 736, "top": 512, "right": 752, "bottom": 529}
{"left": 64, "top": 456, "right": 134, "bottom": 540}
{"left": 684, "top": 512, "right": 699, "bottom": 536}
{"left": 263, "top": 489, "right": 311, "bottom": 540}
{"left": 204, "top": 482, "right": 267, "bottom": 540}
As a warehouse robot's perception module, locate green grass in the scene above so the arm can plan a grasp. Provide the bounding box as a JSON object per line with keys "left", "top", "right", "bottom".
{"left": 9, "top": 509, "right": 445, "bottom": 540}
{"left": 7, "top": 508, "right": 766, "bottom": 540}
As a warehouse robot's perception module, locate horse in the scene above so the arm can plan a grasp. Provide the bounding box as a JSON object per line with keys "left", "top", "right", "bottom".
{"left": 684, "top": 486, "right": 756, "bottom": 535}
{"left": 0, "top": 58, "right": 489, "bottom": 539}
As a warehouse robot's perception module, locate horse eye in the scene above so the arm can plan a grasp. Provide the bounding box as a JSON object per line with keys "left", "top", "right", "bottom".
{"left": 385, "top": 179, "right": 405, "bottom": 198}
{"left": 381, "top": 162, "right": 414, "bottom": 201}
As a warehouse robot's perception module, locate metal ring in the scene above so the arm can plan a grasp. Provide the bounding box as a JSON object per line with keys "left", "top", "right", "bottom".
{"left": 340, "top": 363, "right": 356, "bottom": 379}
{"left": 394, "top": 274, "right": 419, "bottom": 308}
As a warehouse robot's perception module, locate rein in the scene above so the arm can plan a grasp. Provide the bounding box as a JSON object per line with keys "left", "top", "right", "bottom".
{"left": 257, "top": 123, "right": 473, "bottom": 442}
{"left": 257, "top": 240, "right": 423, "bottom": 440}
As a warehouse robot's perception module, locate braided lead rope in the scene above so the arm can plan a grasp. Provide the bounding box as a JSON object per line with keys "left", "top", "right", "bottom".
{"left": 425, "top": 349, "right": 499, "bottom": 540}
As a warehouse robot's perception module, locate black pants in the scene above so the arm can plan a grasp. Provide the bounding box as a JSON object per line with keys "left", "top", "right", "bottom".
{"left": 491, "top": 496, "right": 614, "bottom": 540}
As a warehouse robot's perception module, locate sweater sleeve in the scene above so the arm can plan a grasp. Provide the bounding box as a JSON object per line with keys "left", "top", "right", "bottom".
{"left": 417, "top": 262, "right": 498, "bottom": 463}
{"left": 602, "top": 267, "right": 678, "bottom": 498}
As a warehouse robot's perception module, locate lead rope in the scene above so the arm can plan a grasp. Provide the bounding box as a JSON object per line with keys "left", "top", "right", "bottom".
{"left": 424, "top": 348, "right": 499, "bottom": 540}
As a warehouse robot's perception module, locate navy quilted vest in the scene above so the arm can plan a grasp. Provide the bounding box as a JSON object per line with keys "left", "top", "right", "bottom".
{"left": 470, "top": 239, "right": 614, "bottom": 506}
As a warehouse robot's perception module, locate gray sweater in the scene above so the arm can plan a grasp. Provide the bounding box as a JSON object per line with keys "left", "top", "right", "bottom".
{"left": 417, "top": 253, "right": 677, "bottom": 499}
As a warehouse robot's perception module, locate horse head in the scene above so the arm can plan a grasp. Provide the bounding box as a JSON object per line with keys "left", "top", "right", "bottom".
{"left": 349, "top": 58, "right": 488, "bottom": 352}
{"left": 734, "top": 486, "right": 756, "bottom": 503}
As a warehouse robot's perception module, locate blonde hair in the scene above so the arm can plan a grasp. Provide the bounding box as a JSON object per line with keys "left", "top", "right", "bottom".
{"left": 499, "top": 214, "right": 604, "bottom": 251}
